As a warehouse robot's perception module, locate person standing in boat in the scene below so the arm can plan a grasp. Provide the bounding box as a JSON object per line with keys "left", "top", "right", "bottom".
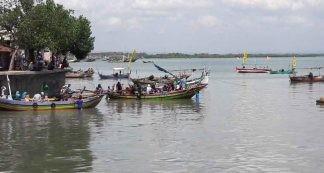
{"left": 309, "top": 72, "right": 314, "bottom": 79}
{"left": 116, "top": 81, "right": 122, "bottom": 93}
{"left": 41, "top": 82, "right": 49, "bottom": 96}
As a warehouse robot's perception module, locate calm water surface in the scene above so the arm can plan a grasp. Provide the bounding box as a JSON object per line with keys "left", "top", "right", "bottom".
{"left": 1, "top": 57, "right": 324, "bottom": 172}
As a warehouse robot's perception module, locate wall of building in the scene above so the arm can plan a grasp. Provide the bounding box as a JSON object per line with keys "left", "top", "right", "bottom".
{"left": 0, "top": 70, "right": 68, "bottom": 97}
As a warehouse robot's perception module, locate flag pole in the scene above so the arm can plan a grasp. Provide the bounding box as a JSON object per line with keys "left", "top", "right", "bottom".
{"left": 6, "top": 74, "right": 12, "bottom": 100}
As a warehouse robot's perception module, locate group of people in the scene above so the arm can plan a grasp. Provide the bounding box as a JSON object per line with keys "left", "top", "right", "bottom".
{"left": 0, "top": 85, "right": 49, "bottom": 102}
{"left": 111, "top": 79, "right": 188, "bottom": 95}
{"left": 28, "top": 54, "right": 69, "bottom": 71}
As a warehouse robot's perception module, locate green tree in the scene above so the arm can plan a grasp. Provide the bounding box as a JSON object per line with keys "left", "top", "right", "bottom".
{"left": 70, "top": 16, "right": 94, "bottom": 60}
{"left": 1, "top": 0, "right": 94, "bottom": 61}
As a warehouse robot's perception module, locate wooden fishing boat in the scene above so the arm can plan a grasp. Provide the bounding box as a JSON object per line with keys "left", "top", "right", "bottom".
{"left": 270, "top": 69, "right": 294, "bottom": 74}
{"left": 0, "top": 95, "right": 103, "bottom": 111}
{"left": 236, "top": 67, "right": 270, "bottom": 73}
{"left": 98, "top": 67, "right": 130, "bottom": 79}
{"left": 107, "top": 84, "right": 207, "bottom": 100}
{"left": 66, "top": 68, "right": 94, "bottom": 78}
{"left": 290, "top": 75, "right": 324, "bottom": 83}
{"left": 143, "top": 60, "right": 153, "bottom": 63}
{"left": 236, "top": 51, "right": 270, "bottom": 73}
{"left": 270, "top": 57, "right": 297, "bottom": 74}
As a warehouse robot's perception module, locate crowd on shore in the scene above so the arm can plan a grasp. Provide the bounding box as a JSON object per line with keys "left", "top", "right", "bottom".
{"left": 14, "top": 51, "right": 70, "bottom": 71}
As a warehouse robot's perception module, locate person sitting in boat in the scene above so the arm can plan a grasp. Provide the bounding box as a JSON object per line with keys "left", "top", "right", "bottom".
{"left": 44, "top": 95, "right": 49, "bottom": 102}
{"left": 14, "top": 91, "right": 21, "bottom": 100}
{"left": 151, "top": 83, "right": 156, "bottom": 93}
{"left": 95, "top": 84, "right": 103, "bottom": 94}
{"left": 60, "top": 84, "right": 72, "bottom": 101}
{"left": 25, "top": 94, "right": 31, "bottom": 102}
{"left": 1, "top": 86, "right": 7, "bottom": 99}
{"left": 116, "top": 81, "right": 122, "bottom": 93}
{"left": 21, "top": 91, "right": 27, "bottom": 99}
{"left": 33, "top": 92, "right": 44, "bottom": 102}
{"left": 308, "top": 72, "right": 314, "bottom": 79}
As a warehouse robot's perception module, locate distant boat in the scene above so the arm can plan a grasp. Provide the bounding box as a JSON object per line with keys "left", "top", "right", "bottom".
{"left": 290, "top": 66, "right": 324, "bottom": 83}
{"left": 84, "top": 58, "right": 95, "bottom": 62}
{"left": 269, "top": 69, "right": 294, "bottom": 74}
{"left": 290, "top": 75, "right": 324, "bottom": 83}
{"left": 143, "top": 60, "right": 154, "bottom": 63}
{"left": 65, "top": 68, "right": 95, "bottom": 78}
{"left": 270, "top": 56, "right": 296, "bottom": 75}
{"left": 235, "top": 51, "right": 270, "bottom": 73}
{"left": 236, "top": 67, "right": 270, "bottom": 73}
{"left": 98, "top": 67, "right": 130, "bottom": 80}
{"left": 316, "top": 97, "right": 324, "bottom": 105}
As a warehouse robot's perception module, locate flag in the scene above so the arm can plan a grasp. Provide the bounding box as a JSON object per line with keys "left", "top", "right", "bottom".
{"left": 292, "top": 56, "right": 297, "bottom": 69}
{"left": 153, "top": 63, "right": 177, "bottom": 79}
{"left": 128, "top": 49, "right": 136, "bottom": 69}
{"left": 242, "top": 51, "right": 248, "bottom": 65}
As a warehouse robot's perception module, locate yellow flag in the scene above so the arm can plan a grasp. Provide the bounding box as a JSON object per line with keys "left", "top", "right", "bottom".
{"left": 292, "top": 56, "right": 297, "bottom": 69}
{"left": 242, "top": 51, "right": 248, "bottom": 65}
{"left": 128, "top": 49, "right": 137, "bottom": 69}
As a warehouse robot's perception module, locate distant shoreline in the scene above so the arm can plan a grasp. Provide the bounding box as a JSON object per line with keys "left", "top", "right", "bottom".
{"left": 90, "top": 52, "right": 324, "bottom": 59}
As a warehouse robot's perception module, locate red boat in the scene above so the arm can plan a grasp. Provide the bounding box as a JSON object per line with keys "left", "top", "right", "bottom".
{"left": 236, "top": 51, "right": 271, "bottom": 73}
{"left": 236, "top": 67, "right": 270, "bottom": 73}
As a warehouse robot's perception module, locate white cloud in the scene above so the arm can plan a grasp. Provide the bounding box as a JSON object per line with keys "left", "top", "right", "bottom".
{"left": 52, "top": 0, "right": 324, "bottom": 53}
{"left": 223, "top": 0, "right": 324, "bottom": 11}
{"left": 196, "top": 15, "right": 222, "bottom": 28}
{"left": 99, "top": 17, "right": 123, "bottom": 28}
{"left": 132, "top": 0, "right": 212, "bottom": 10}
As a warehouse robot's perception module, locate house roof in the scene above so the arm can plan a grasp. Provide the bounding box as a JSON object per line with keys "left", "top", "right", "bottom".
{"left": 0, "top": 45, "right": 12, "bottom": 53}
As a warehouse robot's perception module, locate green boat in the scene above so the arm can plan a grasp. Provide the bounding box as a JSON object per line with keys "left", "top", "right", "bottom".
{"left": 269, "top": 69, "right": 294, "bottom": 74}
{"left": 107, "top": 84, "right": 207, "bottom": 100}
{"left": 0, "top": 95, "right": 104, "bottom": 111}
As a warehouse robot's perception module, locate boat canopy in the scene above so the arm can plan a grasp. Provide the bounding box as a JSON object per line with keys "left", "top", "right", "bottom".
{"left": 113, "top": 67, "right": 125, "bottom": 71}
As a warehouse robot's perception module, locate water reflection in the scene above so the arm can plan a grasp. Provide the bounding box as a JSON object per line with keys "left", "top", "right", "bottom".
{"left": 0, "top": 109, "right": 103, "bottom": 173}
{"left": 106, "top": 99, "right": 203, "bottom": 115}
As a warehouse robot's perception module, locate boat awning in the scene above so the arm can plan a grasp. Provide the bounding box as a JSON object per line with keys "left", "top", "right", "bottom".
{"left": 113, "top": 67, "right": 125, "bottom": 71}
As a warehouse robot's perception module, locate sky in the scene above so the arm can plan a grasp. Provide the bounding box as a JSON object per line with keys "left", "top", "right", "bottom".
{"left": 54, "top": 0, "right": 324, "bottom": 54}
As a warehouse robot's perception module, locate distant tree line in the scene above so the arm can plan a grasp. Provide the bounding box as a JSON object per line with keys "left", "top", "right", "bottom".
{"left": 0, "top": 0, "right": 94, "bottom": 60}
{"left": 91, "top": 52, "right": 324, "bottom": 59}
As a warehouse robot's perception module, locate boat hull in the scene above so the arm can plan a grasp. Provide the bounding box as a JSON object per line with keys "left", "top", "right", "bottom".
{"left": 236, "top": 67, "right": 270, "bottom": 73}
{"left": 290, "top": 75, "right": 324, "bottom": 83}
{"left": 107, "top": 84, "right": 207, "bottom": 100}
{"left": 0, "top": 95, "right": 103, "bottom": 111}
{"left": 270, "top": 69, "right": 293, "bottom": 74}
{"left": 98, "top": 73, "right": 130, "bottom": 79}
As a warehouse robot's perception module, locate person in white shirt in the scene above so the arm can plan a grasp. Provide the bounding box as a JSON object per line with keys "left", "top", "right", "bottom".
{"left": 146, "top": 84, "right": 152, "bottom": 94}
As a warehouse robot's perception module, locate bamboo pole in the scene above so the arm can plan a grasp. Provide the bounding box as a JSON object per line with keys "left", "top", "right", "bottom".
{"left": 8, "top": 48, "right": 18, "bottom": 71}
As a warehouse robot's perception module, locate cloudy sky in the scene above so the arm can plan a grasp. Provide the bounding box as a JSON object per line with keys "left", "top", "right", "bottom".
{"left": 54, "top": 0, "right": 324, "bottom": 54}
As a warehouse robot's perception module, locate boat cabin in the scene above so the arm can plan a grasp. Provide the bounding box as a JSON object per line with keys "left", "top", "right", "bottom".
{"left": 113, "top": 67, "right": 129, "bottom": 76}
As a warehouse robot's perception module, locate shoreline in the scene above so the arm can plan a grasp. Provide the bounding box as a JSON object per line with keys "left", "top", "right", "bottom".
{"left": 90, "top": 52, "right": 324, "bottom": 59}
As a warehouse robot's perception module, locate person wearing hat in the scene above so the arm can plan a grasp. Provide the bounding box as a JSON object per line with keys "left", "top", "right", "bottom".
{"left": 33, "top": 92, "right": 42, "bottom": 102}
